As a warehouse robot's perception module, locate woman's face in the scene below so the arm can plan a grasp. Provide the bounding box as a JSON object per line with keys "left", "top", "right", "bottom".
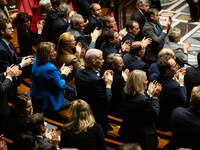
{"left": 49, "top": 46, "right": 56, "bottom": 61}
{"left": 20, "top": 18, "right": 30, "bottom": 29}
{"left": 67, "top": 35, "right": 76, "bottom": 49}
{"left": 113, "top": 57, "right": 124, "bottom": 72}
{"left": 23, "top": 100, "right": 33, "bottom": 116}
{"left": 143, "top": 76, "right": 148, "bottom": 90}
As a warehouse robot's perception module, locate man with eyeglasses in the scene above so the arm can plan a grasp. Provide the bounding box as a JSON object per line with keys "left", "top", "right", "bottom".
{"left": 0, "top": 19, "right": 33, "bottom": 102}
{"left": 149, "top": 54, "right": 187, "bottom": 131}
{"left": 84, "top": 3, "right": 102, "bottom": 34}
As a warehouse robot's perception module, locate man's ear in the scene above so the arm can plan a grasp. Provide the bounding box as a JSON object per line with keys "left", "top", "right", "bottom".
{"left": 165, "top": 69, "right": 170, "bottom": 75}
{"left": 128, "top": 28, "right": 132, "bottom": 33}
{"left": 109, "top": 38, "right": 113, "bottom": 44}
{"left": 91, "top": 59, "right": 96, "bottom": 65}
{"left": 0, "top": 29, "right": 4, "bottom": 35}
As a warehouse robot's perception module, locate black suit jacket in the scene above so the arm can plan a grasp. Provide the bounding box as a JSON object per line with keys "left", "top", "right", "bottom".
{"left": 119, "top": 92, "right": 159, "bottom": 150}
{"left": 75, "top": 67, "right": 112, "bottom": 133}
{"left": 44, "top": 9, "right": 57, "bottom": 41}
{"left": 0, "top": 73, "right": 11, "bottom": 115}
{"left": 52, "top": 16, "right": 70, "bottom": 45}
{"left": 36, "top": 137, "right": 57, "bottom": 150}
{"left": 96, "top": 26, "right": 108, "bottom": 49}
{"left": 122, "top": 33, "right": 137, "bottom": 44}
{"left": 130, "top": 9, "right": 146, "bottom": 41}
{"left": 123, "top": 53, "right": 149, "bottom": 77}
{"left": 84, "top": 15, "right": 101, "bottom": 34}
{"left": 184, "top": 66, "right": 200, "bottom": 103}
{"left": 0, "top": 39, "right": 22, "bottom": 99}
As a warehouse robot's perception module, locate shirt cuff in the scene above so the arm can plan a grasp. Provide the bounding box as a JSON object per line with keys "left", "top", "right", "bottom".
{"left": 163, "top": 30, "right": 167, "bottom": 34}
{"left": 147, "top": 90, "right": 152, "bottom": 98}
{"left": 6, "top": 76, "right": 12, "bottom": 81}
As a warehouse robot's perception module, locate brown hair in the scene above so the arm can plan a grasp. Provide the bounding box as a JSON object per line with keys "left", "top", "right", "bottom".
{"left": 0, "top": 18, "right": 12, "bottom": 35}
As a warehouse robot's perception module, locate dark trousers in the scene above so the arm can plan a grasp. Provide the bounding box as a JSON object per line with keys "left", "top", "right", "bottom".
{"left": 187, "top": 0, "right": 200, "bottom": 19}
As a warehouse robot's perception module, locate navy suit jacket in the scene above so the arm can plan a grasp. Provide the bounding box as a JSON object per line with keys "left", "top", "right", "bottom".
{"left": 100, "top": 42, "right": 120, "bottom": 60}
{"left": 0, "top": 39, "right": 22, "bottom": 98}
{"left": 84, "top": 15, "right": 101, "bottom": 34}
{"left": 149, "top": 73, "right": 187, "bottom": 131}
{"left": 75, "top": 67, "right": 112, "bottom": 133}
{"left": 149, "top": 63, "right": 159, "bottom": 75}
{"left": 123, "top": 53, "right": 149, "bottom": 77}
{"left": 130, "top": 10, "right": 146, "bottom": 41}
{"left": 184, "top": 66, "right": 200, "bottom": 103}
{"left": 44, "top": 9, "right": 57, "bottom": 41}
{"left": 171, "top": 107, "right": 200, "bottom": 150}
{"left": 122, "top": 33, "right": 136, "bottom": 44}
{"left": 52, "top": 16, "right": 70, "bottom": 45}
{"left": 36, "top": 137, "right": 57, "bottom": 150}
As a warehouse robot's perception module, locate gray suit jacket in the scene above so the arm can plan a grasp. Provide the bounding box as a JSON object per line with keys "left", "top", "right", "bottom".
{"left": 0, "top": 6, "right": 9, "bottom": 19}
{"left": 164, "top": 40, "right": 188, "bottom": 68}
{"left": 67, "top": 26, "right": 95, "bottom": 51}
{"left": 142, "top": 21, "right": 167, "bottom": 61}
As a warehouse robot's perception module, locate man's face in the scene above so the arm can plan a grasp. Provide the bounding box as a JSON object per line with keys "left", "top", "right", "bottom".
{"left": 1, "top": 23, "right": 14, "bottom": 41}
{"left": 0, "top": 0, "right": 7, "bottom": 6}
{"left": 151, "top": 11, "right": 160, "bottom": 23}
{"left": 130, "top": 22, "right": 140, "bottom": 36}
{"left": 168, "top": 58, "right": 177, "bottom": 76}
{"left": 107, "top": 17, "right": 116, "bottom": 28}
{"left": 75, "top": 18, "right": 85, "bottom": 31}
{"left": 94, "top": 52, "right": 104, "bottom": 69}
{"left": 91, "top": 4, "right": 102, "bottom": 17}
{"left": 110, "top": 32, "right": 120, "bottom": 46}
{"left": 139, "top": 3, "right": 149, "bottom": 14}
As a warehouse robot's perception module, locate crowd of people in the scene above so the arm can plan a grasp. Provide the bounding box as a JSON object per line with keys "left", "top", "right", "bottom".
{"left": 0, "top": 0, "right": 200, "bottom": 150}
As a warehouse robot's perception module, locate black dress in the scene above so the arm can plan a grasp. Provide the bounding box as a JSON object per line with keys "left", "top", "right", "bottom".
{"left": 61, "top": 123, "right": 106, "bottom": 150}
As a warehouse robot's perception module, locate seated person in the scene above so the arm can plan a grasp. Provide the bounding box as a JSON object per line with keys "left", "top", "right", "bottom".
{"left": 61, "top": 99, "right": 106, "bottom": 150}
{"left": 164, "top": 27, "right": 191, "bottom": 68}
{"left": 26, "top": 113, "right": 58, "bottom": 150}
{"left": 2, "top": 94, "right": 33, "bottom": 139}
{"left": 31, "top": 42, "right": 73, "bottom": 111}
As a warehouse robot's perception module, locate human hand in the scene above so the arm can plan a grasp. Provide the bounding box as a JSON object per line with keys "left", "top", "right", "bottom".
{"left": 24, "top": 55, "right": 34, "bottom": 64}
{"left": 83, "top": 19, "right": 89, "bottom": 27}
{"left": 121, "top": 69, "right": 130, "bottom": 81}
{"left": 10, "top": 12, "right": 18, "bottom": 20}
{"left": 141, "top": 37, "right": 152, "bottom": 48}
{"left": 60, "top": 64, "right": 73, "bottom": 76}
{"left": 51, "top": 131, "right": 59, "bottom": 148}
{"left": 91, "top": 28, "right": 101, "bottom": 41}
{"left": 20, "top": 57, "right": 32, "bottom": 68}
{"left": 194, "top": 0, "right": 198, "bottom": 3}
{"left": 167, "top": 16, "right": 172, "bottom": 27}
{"left": 152, "top": 82, "right": 162, "bottom": 98}
{"left": 119, "top": 28, "right": 127, "bottom": 38}
{"left": 6, "top": 64, "right": 20, "bottom": 78}
{"left": 0, "top": 135, "right": 4, "bottom": 141}
{"left": 69, "top": 11, "right": 77, "bottom": 20}
{"left": 76, "top": 42, "right": 82, "bottom": 54}
{"left": 0, "top": 140, "right": 7, "bottom": 150}
{"left": 102, "top": 70, "right": 113, "bottom": 88}
{"left": 44, "top": 146, "right": 51, "bottom": 150}
{"left": 182, "top": 42, "right": 191, "bottom": 53}
{"left": 121, "top": 40, "right": 130, "bottom": 55}
{"left": 174, "top": 70, "right": 185, "bottom": 86}
{"left": 45, "top": 128, "right": 52, "bottom": 142}
{"left": 162, "top": 21, "right": 168, "bottom": 31}
{"left": 37, "top": 20, "right": 45, "bottom": 34}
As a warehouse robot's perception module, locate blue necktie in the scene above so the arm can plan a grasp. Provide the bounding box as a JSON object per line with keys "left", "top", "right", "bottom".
{"left": 156, "top": 25, "right": 165, "bottom": 45}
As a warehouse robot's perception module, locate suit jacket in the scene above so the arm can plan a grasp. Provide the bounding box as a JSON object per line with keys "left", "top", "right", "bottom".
{"left": 149, "top": 73, "right": 187, "bottom": 131}
{"left": 184, "top": 66, "right": 200, "bottom": 103}
{"left": 96, "top": 26, "right": 108, "bottom": 49}
{"left": 100, "top": 42, "right": 120, "bottom": 60}
{"left": 0, "top": 6, "right": 10, "bottom": 20}
{"left": 142, "top": 21, "right": 167, "bottom": 62}
{"left": 171, "top": 107, "right": 200, "bottom": 150}
{"left": 123, "top": 53, "right": 149, "bottom": 77}
{"left": 119, "top": 92, "right": 159, "bottom": 150}
{"left": 44, "top": 9, "right": 57, "bottom": 41}
{"left": 76, "top": 0, "right": 93, "bottom": 19}
{"left": 67, "top": 26, "right": 95, "bottom": 51}
{"left": 0, "top": 39, "right": 22, "bottom": 99}
{"left": 75, "top": 67, "right": 112, "bottom": 133}
{"left": 31, "top": 58, "right": 66, "bottom": 110}
{"left": 52, "top": 16, "right": 70, "bottom": 45}
{"left": 149, "top": 63, "right": 159, "bottom": 75}
{"left": 0, "top": 73, "right": 11, "bottom": 115}
{"left": 130, "top": 9, "right": 146, "bottom": 41}
{"left": 36, "top": 137, "right": 57, "bottom": 150}
{"left": 164, "top": 40, "right": 188, "bottom": 68}
{"left": 84, "top": 15, "right": 101, "bottom": 34}
{"left": 122, "top": 33, "right": 137, "bottom": 44}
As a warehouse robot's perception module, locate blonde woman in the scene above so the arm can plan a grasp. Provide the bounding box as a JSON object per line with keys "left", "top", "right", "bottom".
{"left": 119, "top": 70, "right": 162, "bottom": 150}
{"left": 54, "top": 32, "right": 85, "bottom": 98}
{"left": 61, "top": 99, "right": 106, "bottom": 150}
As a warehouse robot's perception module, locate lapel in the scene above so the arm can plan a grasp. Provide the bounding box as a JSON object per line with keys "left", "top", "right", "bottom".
{"left": 4, "top": 6, "right": 9, "bottom": 18}
{"left": 0, "top": 7, "right": 7, "bottom": 19}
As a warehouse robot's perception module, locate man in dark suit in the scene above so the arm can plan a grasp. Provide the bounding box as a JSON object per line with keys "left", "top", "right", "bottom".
{"left": 52, "top": 3, "right": 70, "bottom": 45}
{"left": 44, "top": 0, "right": 65, "bottom": 42}
{"left": 130, "top": 0, "right": 149, "bottom": 41}
{"left": 67, "top": 14, "right": 101, "bottom": 51}
{"left": 171, "top": 85, "right": 200, "bottom": 150}
{"left": 75, "top": 49, "right": 113, "bottom": 134}
{"left": 0, "top": 18, "right": 33, "bottom": 102}
{"left": 149, "top": 54, "right": 187, "bottom": 131}
{"left": 186, "top": 0, "right": 200, "bottom": 23}
{"left": 184, "top": 52, "right": 200, "bottom": 104}
{"left": 123, "top": 41, "right": 149, "bottom": 77}
{"left": 26, "top": 113, "right": 57, "bottom": 150}
{"left": 84, "top": 3, "right": 102, "bottom": 34}
{"left": 143, "top": 8, "right": 172, "bottom": 64}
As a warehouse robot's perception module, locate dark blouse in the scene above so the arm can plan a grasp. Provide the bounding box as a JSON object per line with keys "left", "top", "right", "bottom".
{"left": 61, "top": 123, "right": 106, "bottom": 150}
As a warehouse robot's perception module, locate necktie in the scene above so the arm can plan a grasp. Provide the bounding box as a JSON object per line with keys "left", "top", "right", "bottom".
{"left": 155, "top": 25, "right": 165, "bottom": 45}
{"left": 9, "top": 42, "right": 17, "bottom": 57}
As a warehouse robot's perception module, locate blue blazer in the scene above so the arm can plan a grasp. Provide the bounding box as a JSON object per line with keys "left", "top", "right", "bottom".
{"left": 84, "top": 15, "right": 101, "bottom": 34}
{"left": 31, "top": 58, "right": 66, "bottom": 111}
{"left": 0, "top": 39, "right": 22, "bottom": 98}
{"left": 122, "top": 33, "right": 136, "bottom": 44}
{"left": 100, "top": 42, "right": 120, "bottom": 60}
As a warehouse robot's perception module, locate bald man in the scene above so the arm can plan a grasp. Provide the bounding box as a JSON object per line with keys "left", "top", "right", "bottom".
{"left": 150, "top": 48, "right": 175, "bottom": 75}
{"left": 75, "top": 49, "right": 113, "bottom": 134}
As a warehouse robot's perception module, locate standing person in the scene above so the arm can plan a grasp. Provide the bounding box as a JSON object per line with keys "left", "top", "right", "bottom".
{"left": 186, "top": 0, "right": 199, "bottom": 23}
{"left": 130, "top": 0, "right": 150, "bottom": 41}
{"left": 143, "top": 8, "right": 172, "bottom": 64}
{"left": 75, "top": 49, "right": 113, "bottom": 134}
{"left": 61, "top": 99, "right": 106, "bottom": 150}
{"left": 119, "top": 70, "right": 162, "bottom": 150}
{"left": 0, "top": 18, "right": 33, "bottom": 102}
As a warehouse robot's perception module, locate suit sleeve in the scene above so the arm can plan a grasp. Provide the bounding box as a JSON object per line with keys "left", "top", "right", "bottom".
{"left": 25, "top": 29, "right": 41, "bottom": 46}
{"left": 0, "top": 73, "right": 12, "bottom": 96}
{"left": 174, "top": 47, "right": 188, "bottom": 64}
{"left": 76, "top": 36, "right": 95, "bottom": 51}
{"left": 68, "top": 55, "right": 85, "bottom": 71}
{"left": 174, "top": 85, "right": 187, "bottom": 107}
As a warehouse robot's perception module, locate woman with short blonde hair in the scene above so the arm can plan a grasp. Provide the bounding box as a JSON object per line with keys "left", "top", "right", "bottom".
{"left": 61, "top": 99, "right": 106, "bottom": 150}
